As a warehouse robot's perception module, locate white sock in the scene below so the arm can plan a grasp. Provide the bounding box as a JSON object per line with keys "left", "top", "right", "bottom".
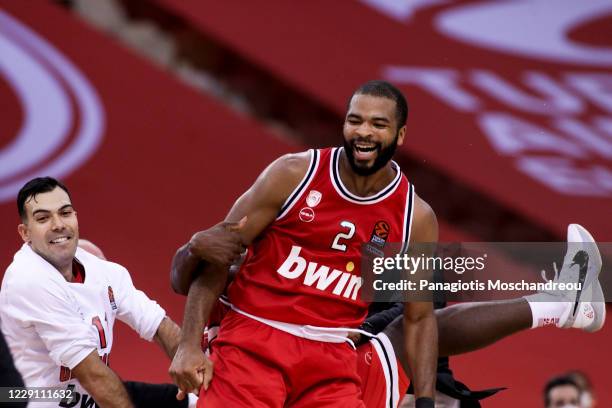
{"left": 524, "top": 298, "right": 569, "bottom": 328}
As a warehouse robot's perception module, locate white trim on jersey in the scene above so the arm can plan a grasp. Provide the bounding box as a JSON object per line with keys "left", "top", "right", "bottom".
{"left": 330, "top": 147, "right": 402, "bottom": 205}
{"left": 206, "top": 326, "right": 219, "bottom": 344}
{"left": 400, "top": 183, "right": 415, "bottom": 255}
{"left": 276, "top": 149, "right": 320, "bottom": 220}
{"left": 370, "top": 332, "right": 401, "bottom": 408}
{"left": 219, "top": 298, "right": 366, "bottom": 345}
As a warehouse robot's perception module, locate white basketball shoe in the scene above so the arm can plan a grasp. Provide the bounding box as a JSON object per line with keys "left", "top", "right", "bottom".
{"left": 527, "top": 224, "right": 605, "bottom": 332}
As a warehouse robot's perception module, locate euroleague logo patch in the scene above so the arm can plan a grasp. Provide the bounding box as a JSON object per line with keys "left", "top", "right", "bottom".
{"left": 374, "top": 221, "right": 390, "bottom": 239}
{"left": 370, "top": 220, "right": 390, "bottom": 248}
{"left": 299, "top": 207, "right": 315, "bottom": 222}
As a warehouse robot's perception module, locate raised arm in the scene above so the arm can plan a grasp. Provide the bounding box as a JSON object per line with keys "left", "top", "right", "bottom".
{"left": 169, "top": 151, "right": 311, "bottom": 394}
{"left": 404, "top": 195, "right": 439, "bottom": 405}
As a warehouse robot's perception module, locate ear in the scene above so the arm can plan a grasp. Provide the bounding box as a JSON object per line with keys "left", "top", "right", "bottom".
{"left": 17, "top": 223, "right": 30, "bottom": 243}
{"left": 396, "top": 125, "right": 407, "bottom": 146}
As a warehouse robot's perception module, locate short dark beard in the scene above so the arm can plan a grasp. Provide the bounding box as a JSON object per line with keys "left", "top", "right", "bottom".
{"left": 343, "top": 134, "right": 399, "bottom": 176}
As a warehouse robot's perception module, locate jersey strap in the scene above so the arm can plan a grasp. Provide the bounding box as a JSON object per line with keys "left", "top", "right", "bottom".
{"left": 276, "top": 149, "right": 320, "bottom": 220}
{"left": 400, "top": 183, "right": 415, "bottom": 254}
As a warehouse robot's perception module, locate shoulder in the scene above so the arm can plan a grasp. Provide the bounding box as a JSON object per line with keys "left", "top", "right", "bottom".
{"left": 410, "top": 193, "right": 438, "bottom": 243}
{"left": 76, "top": 248, "right": 130, "bottom": 282}
{"left": 3, "top": 255, "right": 60, "bottom": 293}
{"left": 412, "top": 194, "right": 436, "bottom": 225}
{"left": 264, "top": 150, "right": 312, "bottom": 183}
{"left": 249, "top": 150, "right": 313, "bottom": 203}
{"left": 2, "top": 263, "right": 67, "bottom": 310}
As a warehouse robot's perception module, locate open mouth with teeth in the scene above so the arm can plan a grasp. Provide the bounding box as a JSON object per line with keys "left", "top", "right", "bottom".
{"left": 352, "top": 142, "right": 379, "bottom": 161}
{"left": 49, "top": 236, "right": 72, "bottom": 245}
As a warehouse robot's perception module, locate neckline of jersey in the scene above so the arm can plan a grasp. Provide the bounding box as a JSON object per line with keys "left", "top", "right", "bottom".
{"left": 330, "top": 147, "right": 402, "bottom": 205}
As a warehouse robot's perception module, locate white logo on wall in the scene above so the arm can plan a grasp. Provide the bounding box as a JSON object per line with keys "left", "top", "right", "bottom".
{"left": 363, "top": 0, "right": 612, "bottom": 197}
{"left": 359, "top": 0, "right": 449, "bottom": 22}
{"left": 436, "top": 0, "right": 612, "bottom": 67}
{"left": 363, "top": 0, "right": 612, "bottom": 67}
{"left": 0, "top": 11, "right": 105, "bottom": 203}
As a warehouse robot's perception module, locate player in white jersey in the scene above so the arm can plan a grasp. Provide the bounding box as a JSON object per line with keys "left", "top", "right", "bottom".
{"left": 0, "top": 177, "right": 192, "bottom": 408}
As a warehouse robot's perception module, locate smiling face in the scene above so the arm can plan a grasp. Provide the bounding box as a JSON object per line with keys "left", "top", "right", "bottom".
{"left": 343, "top": 94, "right": 406, "bottom": 176}
{"left": 18, "top": 186, "right": 79, "bottom": 276}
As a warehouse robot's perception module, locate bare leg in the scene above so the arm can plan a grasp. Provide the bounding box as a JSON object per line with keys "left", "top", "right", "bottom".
{"left": 435, "top": 299, "right": 532, "bottom": 356}
{"left": 383, "top": 298, "right": 532, "bottom": 371}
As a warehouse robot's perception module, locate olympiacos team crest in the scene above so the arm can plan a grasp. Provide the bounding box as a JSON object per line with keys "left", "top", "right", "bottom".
{"left": 306, "top": 190, "right": 322, "bottom": 208}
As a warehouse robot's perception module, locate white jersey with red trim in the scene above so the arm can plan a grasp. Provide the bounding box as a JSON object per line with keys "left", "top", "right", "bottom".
{"left": 228, "top": 147, "right": 415, "bottom": 327}
{"left": 0, "top": 244, "right": 165, "bottom": 407}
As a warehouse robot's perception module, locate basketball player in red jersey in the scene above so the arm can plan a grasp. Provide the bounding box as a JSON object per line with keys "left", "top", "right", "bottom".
{"left": 168, "top": 81, "right": 605, "bottom": 407}
{"left": 170, "top": 80, "right": 438, "bottom": 407}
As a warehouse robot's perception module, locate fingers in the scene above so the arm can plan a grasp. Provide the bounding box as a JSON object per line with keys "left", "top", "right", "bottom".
{"left": 226, "top": 216, "right": 248, "bottom": 232}
{"left": 188, "top": 217, "right": 249, "bottom": 268}
{"left": 220, "top": 218, "right": 247, "bottom": 265}
{"left": 176, "top": 390, "right": 186, "bottom": 401}
{"left": 169, "top": 354, "right": 205, "bottom": 399}
{"left": 218, "top": 242, "right": 245, "bottom": 266}
{"left": 346, "top": 332, "right": 362, "bottom": 345}
{"left": 202, "top": 358, "right": 214, "bottom": 390}
{"left": 170, "top": 370, "right": 201, "bottom": 397}
{"left": 178, "top": 371, "right": 204, "bottom": 399}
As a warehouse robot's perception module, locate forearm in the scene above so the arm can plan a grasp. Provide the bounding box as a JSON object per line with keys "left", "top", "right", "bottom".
{"left": 179, "top": 265, "right": 227, "bottom": 348}
{"left": 171, "top": 243, "right": 203, "bottom": 295}
{"left": 85, "top": 375, "right": 133, "bottom": 408}
{"left": 73, "top": 352, "right": 133, "bottom": 408}
{"left": 404, "top": 311, "right": 438, "bottom": 399}
{"left": 154, "top": 316, "right": 181, "bottom": 359}
{"left": 169, "top": 267, "right": 222, "bottom": 393}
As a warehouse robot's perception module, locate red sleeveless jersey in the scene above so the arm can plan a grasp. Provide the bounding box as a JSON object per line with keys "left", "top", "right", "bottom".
{"left": 228, "top": 147, "right": 415, "bottom": 327}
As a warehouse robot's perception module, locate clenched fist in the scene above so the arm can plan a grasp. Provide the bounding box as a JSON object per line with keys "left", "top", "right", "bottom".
{"left": 169, "top": 344, "right": 214, "bottom": 398}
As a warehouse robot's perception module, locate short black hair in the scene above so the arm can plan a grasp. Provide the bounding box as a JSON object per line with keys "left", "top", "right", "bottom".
{"left": 544, "top": 375, "right": 580, "bottom": 407}
{"left": 17, "top": 177, "right": 71, "bottom": 221}
{"left": 349, "top": 80, "right": 409, "bottom": 128}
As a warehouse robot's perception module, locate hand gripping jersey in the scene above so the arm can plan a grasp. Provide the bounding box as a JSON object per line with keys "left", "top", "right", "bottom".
{"left": 228, "top": 147, "right": 415, "bottom": 328}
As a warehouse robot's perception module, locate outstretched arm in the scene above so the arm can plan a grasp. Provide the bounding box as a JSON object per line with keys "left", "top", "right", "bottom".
{"left": 169, "top": 151, "right": 311, "bottom": 393}
{"left": 168, "top": 267, "right": 220, "bottom": 396}
{"left": 154, "top": 316, "right": 182, "bottom": 359}
{"left": 404, "top": 196, "right": 439, "bottom": 403}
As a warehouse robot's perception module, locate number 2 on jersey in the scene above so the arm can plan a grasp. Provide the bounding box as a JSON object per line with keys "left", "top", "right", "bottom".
{"left": 331, "top": 221, "right": 355, "bottom": 252}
